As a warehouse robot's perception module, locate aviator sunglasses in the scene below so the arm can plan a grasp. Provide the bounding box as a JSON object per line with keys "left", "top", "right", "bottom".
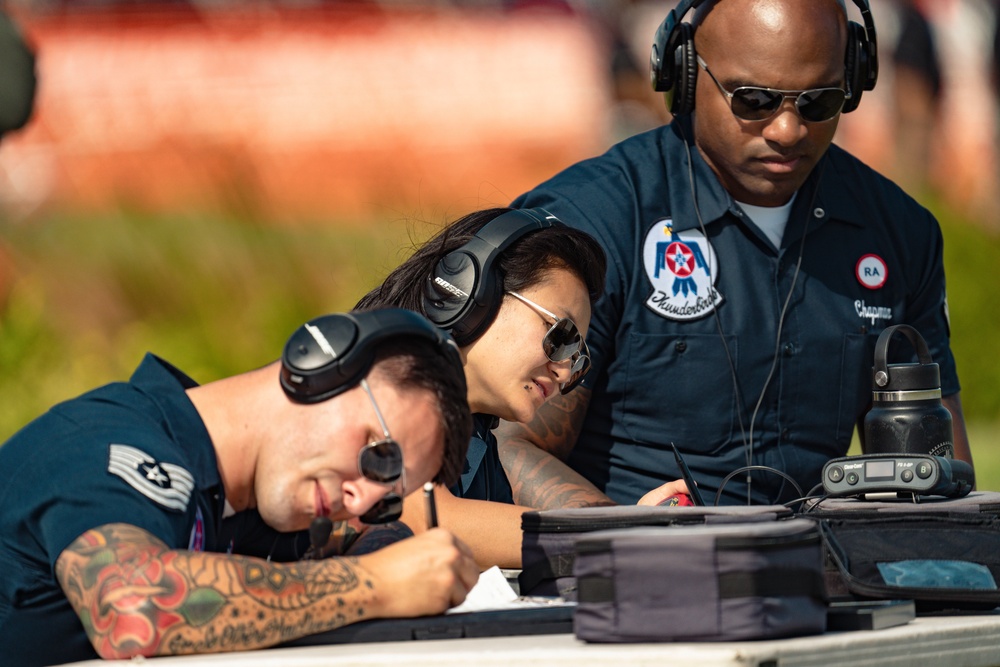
{"left": 356, "top": 378, "right": 406, "bottom": 524}
{"left": 697, "top": 55, "right": 848, "bottom": 123}
{"left": 507, "top": 291, "right": 592, "bottom": 394}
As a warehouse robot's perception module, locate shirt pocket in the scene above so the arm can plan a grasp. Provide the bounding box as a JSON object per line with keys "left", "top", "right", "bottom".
{"left": 791, "top": 331, "right": 875, "bottom": 450}
{"left": 620, "top": 331, "right": 737, "bottom": 452}
{"left": 836, "top": 332, "right": 877, "bottom": 444}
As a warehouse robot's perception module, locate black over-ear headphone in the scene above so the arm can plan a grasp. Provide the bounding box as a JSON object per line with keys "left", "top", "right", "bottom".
{"left": 649, "top": 0, "right": 879, "bottom": 116}
{"left": 280, "top": 308, "right": 464, "bottom": 404}
{"left": 421, "top": 207, "right": 562, "bottom": 347}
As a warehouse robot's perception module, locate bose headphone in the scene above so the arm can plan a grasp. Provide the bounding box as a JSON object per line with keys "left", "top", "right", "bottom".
{"left": 280, "top": 308, "right": 465, "bottom": 404}
{"left": 649, "top": 0, "right": 879, "bottom": 116}
{"left": 421, "top": 207, "right": 562, "bottom": 347}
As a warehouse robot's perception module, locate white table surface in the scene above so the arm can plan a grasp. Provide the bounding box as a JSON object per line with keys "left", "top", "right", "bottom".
{"left": 60, "top": 610, "right": 1000, "bottom": 667}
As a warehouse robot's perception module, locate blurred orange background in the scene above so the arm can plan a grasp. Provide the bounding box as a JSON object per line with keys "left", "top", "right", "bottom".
{"left": 0, "top": 4, "right": 611, "bottom": 223}
{"left": 0, "top": 1, "right": 997, "bottom": 226}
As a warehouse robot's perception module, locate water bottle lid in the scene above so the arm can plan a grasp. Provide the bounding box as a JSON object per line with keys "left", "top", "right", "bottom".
{"left": 871, "top": 325, "right": 942, "bottom": 392}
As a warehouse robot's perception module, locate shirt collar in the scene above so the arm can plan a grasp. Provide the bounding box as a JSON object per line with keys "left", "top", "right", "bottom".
{"left": 665, "top": 118, "right": 866, "bottom": 235}
{"left": 474, "top": 413, "right": 500, "bottom": 433}
{"left": 664, "top": 116, "right": 732, "bottom": 232}
{"left": 128, "top": 353, "right": 222, "bottom": 492}
{"left": 805, "top": 145, "right": 867, "bottom": 229}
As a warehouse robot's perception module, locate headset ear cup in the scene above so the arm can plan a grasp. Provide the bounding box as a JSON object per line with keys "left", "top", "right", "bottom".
{"left": 842, "top": 21, "right": 866, "bottom": 113}
{"left": 421, "top": 208, "right": 558, "bottom": 347}
{"left": 281, "top": 308, "right": 465, "bottom": 404}
{"left": 449, "top": 270, "right": 503, "bottom": 347}
{"left": 650, "top": 16, "right": 672, "bottom": 92}
{"left": 420, "top": 247, "right": 497, "bottom": 347}
{"left": 670, "top": 23, "right": 698, "bottom": 116}
{"left": 280, "top": 314, "right": 360, "bottom": 402}
{"left": 422, "top": 252, "right": 477, "bottom": 328}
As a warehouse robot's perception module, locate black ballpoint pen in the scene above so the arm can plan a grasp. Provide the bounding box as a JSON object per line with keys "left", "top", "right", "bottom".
{"left": 672, "top": 443, "right": 707, "bottom": 506}
{"left": 424, "top": 481, "right": 439, "bottom": 528}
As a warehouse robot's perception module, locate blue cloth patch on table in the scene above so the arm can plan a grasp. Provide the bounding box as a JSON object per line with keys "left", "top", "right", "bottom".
{"left": 877, "top": 560, "right": 998, "bottom": 590}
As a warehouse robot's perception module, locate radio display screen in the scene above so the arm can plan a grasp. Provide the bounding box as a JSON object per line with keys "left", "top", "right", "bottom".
{"left": 864, "top": 459, "right": 896, "bottom": 481}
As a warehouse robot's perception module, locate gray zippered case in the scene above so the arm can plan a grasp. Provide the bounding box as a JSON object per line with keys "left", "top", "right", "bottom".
{"left": 519, "top": 504, "right": 793, "bottom": 599}
{"left": 572, "top": 518, "right": 826, "bottom": 642}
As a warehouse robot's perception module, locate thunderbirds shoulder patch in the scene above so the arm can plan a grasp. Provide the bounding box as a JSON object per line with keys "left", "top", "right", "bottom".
{"left": 643, "top": 218, "right": 723, "bottom": 321}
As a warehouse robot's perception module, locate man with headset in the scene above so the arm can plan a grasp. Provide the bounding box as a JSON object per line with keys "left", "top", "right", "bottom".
{"left": 501, "top": 0, "right": 973, "bottom": 507}
{"left": 0, "top": 309, "right": 478, "bottom": 666}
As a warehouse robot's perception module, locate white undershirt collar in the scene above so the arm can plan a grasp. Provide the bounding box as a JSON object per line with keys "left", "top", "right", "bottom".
{"left": 735, "top": 192, "right": 799, "bottom": 249}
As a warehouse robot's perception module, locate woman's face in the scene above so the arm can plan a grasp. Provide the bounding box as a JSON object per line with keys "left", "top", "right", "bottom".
{"left": 462, "top": 267, "right": 591, "bottom": 423}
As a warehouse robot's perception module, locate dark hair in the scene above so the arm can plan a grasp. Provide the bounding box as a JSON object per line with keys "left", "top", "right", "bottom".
{"left": 370, "top": 338, "right": 472, "bottom": 488}
{"left": 355, "top": 208, "right": 607, "bottom": 336}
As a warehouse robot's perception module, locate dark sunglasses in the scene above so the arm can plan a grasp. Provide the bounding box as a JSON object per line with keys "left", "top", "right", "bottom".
{"left": 508, "top": 291, "right": 592, "bottom": 394}
{"left": 697, "top": 55, "right": 848, "bottom": 123}
{"left": 357, "top": 378, "right": 406, "bottom": 524}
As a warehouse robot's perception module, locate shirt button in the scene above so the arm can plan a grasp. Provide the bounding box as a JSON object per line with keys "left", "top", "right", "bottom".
{"left": 813, "top": 207, "right": 825, "bottom": 219}
{"left": 675, "top": 341, "right": 687, "bottom": 353}
{"left": 783, "top": 343, "right": 795, "bottom": 356}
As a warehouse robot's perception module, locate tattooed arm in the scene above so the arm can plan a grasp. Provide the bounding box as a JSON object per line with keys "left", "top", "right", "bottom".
{"left": 387, "top": 388, "right": 610, "bottom": 568}
{"left": 55, "top": 522, "right": 478, "bottom": 659}
{"left": 497, "top": 389, "right": 694, "bottom": 509}
{"left": 400, "top": 485, "right": 530, "bottom": 569}
{"left": 396, "top": 390, "right": 681, "bottom": 568}
{"left": 495, "top": 387, "right": 614, "bottom": 509}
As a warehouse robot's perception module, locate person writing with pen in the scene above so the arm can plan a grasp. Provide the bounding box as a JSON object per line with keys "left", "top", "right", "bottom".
{"left": 0, "top": 309, "right": 480, "bottom": 666}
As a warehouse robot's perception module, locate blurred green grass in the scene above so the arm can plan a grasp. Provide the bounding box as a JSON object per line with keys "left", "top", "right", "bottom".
{"left": 0, "top": 207, "right": 441, "bottom": 438}
{"left": 2, "top": 201, "right": 998, "bottom": 487}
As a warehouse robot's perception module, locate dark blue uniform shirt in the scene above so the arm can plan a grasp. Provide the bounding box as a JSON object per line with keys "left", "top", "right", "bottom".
{"left": 451, "top": 414, "right": 513, "bottom": 504}
{"left": 513, "top": 118, "right": 958, "bottom": 505}
{"left": 0, "top": 354, "right": 306, "bottom": 667}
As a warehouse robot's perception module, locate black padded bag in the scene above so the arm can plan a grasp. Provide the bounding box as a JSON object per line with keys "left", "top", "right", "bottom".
{"left": 572, "top": 519, "right": 826, "bottom": 642}
{"left": 807, "top": 492, "right": 1000, "bottom": 611}
{"left": 519, "top": 504, "right": 792, "bottom": 599}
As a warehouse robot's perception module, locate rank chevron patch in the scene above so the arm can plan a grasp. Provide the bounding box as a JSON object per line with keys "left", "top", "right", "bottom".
{"left": 108, "top": 443, "right": 194, "bottom": 511}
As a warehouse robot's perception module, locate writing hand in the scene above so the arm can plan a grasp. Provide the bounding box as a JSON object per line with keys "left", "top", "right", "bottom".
{"left": 356, "top": 528, "right": 480, "bottom": 617}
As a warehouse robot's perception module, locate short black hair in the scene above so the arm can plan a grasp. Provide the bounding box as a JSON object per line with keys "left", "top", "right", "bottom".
{"left": 370, "top": 338, "right": 472, "bottom": 488}
{"left": 355, "top": 207, "right": 607, "bottom": 339}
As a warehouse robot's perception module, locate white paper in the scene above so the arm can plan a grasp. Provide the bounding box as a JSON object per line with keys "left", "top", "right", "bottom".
{"left": 447, "top": 565, "right": 519, "bottom": 614}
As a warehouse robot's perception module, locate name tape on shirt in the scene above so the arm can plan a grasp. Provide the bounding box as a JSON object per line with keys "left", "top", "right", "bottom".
{"left": 108, "top": 443, "right": 194, "bottom": 512}
{"left": 643, "top": 218, "right": 723, "bottom": 321}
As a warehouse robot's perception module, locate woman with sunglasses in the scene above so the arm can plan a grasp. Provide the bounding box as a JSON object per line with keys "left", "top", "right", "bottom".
{"left": 353, "top": 207, "right": 622, "bottom": 567}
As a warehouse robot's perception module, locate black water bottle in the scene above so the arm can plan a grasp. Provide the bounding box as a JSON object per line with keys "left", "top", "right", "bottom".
{"left": 863, "top": 324, "right": 954, "bottom": 458}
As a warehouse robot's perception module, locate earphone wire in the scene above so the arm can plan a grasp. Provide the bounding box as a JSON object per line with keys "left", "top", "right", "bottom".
{"left": 744, "top": 183, "right": 816, "bottom": 496}
{"left": 677, "top": 118, "right": 827, "bottom": 505}
{"left": 677, "top": 120, "right": 750, "bottom": 494}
